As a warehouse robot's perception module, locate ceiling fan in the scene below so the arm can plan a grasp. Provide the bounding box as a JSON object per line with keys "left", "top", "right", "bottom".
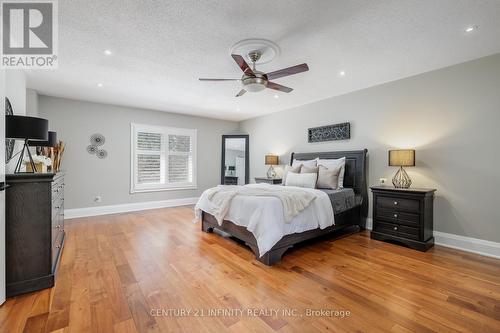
{"left": 199, "top": 51, "right": 309, "bottom": 97}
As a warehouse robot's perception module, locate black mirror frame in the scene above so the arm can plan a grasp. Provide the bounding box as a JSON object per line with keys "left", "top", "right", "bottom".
{"left": 221, "top": 134, "right": 249, "bottom": 185}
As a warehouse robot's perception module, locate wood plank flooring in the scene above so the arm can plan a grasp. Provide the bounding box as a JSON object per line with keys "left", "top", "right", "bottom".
{"left": 1, "top": 206, "right": 499, "bottom": 332}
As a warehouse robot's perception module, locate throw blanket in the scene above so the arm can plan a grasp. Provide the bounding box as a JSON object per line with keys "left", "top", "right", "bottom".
{"left": 197, "top": 184, "right": 317, "bottom": 224}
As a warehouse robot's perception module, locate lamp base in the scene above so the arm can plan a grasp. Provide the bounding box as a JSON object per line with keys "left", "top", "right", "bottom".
{"left": 392, "top": 166, "right": 412, "bottom": 188}
{"left": 267, "top": 165, "right": 277, "bottom": 178}
{"left": 14, "top": 139, "right": 37, "bottom": 174}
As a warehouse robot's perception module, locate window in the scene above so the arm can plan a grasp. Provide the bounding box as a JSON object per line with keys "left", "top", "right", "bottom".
{"left": 131, "top": 123, "right": 197, "bottom": 192}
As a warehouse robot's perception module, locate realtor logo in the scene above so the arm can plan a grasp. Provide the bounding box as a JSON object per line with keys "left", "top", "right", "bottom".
{"left": 1, "top": 0, "right": 58, "bottom": 68}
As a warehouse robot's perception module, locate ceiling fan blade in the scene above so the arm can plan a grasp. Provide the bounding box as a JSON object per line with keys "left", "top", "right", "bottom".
{"left": 231, "top": 54, "right": 254, "bottom": 75}
{"left": 267, "top": 82, "right": 293, "bottom": 93}
{"left": 199, "top": 78, "right": 240, "bottom": 81}
{"left": 266, "top": 63, "right": 309, "bottom": 81}
{"left": 236, "top": 89, "right": 246, "bottom": 97}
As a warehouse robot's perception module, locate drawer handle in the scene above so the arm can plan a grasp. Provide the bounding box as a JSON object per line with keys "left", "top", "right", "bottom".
{"left": 393, "top": 214, "right": 398, "bottom": 218}
{"left": 55, "top": 206, "right": 60, "bottom": 209}
{"left": 393, "top": 226, "right": 398, "bottom": 231}
{"left": 394, "top": 201, "right": 398, "bottom": 205}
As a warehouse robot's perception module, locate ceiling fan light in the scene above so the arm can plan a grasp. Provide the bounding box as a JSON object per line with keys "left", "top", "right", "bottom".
{"left": 242, "top": 76, "right": 267, "bottom": 92}
{"left": 245, "top": 82, "right": 266, "bottom": 92}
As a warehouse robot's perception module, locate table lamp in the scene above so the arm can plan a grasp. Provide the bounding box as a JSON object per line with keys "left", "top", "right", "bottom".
{"left": 265, "top": 155, "right": 279, "bottom": 178}
{"left": 389, "top": 149, "right": 415, "bottom": 188}
{"left": 6, "top": 115, "right": 49, "bottom": 173}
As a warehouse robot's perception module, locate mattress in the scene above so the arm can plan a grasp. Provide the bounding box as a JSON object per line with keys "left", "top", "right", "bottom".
{"left": 318, "top": 188, "right": 362, "bottom": 214}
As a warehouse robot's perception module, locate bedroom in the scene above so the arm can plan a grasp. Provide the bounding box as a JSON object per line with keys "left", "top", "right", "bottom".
{"left": 1, "top": 1, "right": 500, "bottom": 332}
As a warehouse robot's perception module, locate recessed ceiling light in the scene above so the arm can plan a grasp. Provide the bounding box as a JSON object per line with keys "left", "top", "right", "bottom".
{"left": 103, "top": 49, "right": 112, "bottom": 56}
{"left": 97, "top": 83, "right": 103, "bottom": 87}
{"left": 339, "top": 71, "right": 346, "bottom": 77}
{"left": 465, "top": 25, "right": 478, "bottom": 33}
{"left": 274, "top": 94, "right": 279, "bottom": 99}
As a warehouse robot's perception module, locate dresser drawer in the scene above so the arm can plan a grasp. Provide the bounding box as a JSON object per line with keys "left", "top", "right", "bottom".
{"left": 376, "top": 208, "right": 419, "bottom": 226}
{"left": 397, "top": 225, "right": 420, "bottom": 240}
{"left": 52, "top": 230, "right": 64, "bottom": 270}
{"left": 377, "top": 196, "right": 420, "bottom": 213}
{"left": 373, "top": 220, "right": 399, "bottom": 236}
{"left": 373, "top": 220, "right": 420, "bottom": 241}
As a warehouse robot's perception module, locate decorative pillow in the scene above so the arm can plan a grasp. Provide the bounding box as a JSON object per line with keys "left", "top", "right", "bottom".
{"left": 300, "top": 165, "right": 319, "bottom": 174}
{"left": 281, "top": 165, "right": 301, "bottom": 185}
{"left": 317, "top": 165, "right": 341, "bottom": 189}
{"left": 318, "top": 157, "right": 346, "bottom": 188}
{"left": 292, "top": 158, "right": 317, "bottom": 169}
{"left": 285, "top": 172, "right": 317, "bottom": 189}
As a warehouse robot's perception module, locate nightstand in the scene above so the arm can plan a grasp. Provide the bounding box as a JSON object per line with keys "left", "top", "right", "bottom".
{"left": 255, "top": 177, "right": 282, "bottom": 185}
{"left": 370, "top": 186, "right": 436, "bottom": 251}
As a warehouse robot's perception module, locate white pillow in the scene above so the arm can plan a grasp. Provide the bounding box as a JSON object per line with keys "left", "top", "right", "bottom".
{"left": 317, "top": 165, "right": 341, "bottom": 189}
{"left": 282, "top": 165, "right": 301, "bottom": 185}
{"left": 292, "top": 158, "right": 317, "bottom": 168}
{"left": 285, "top": 172, "right": 317, "bottom": 189}
{"left": 317, "top": 157, "right": 346, "bottom": 188}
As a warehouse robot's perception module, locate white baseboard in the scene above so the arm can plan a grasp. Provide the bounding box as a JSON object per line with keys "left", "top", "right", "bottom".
{"left": 65, "top": 197, "right": 199, "bottom": 219}
{"left": 433, "top": 231, "right": 500, "bottom": 259}
{"left": 365, "top": 217, "right": 500, "bottom": 259}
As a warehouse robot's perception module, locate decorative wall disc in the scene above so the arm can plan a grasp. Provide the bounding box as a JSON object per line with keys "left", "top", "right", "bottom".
{"left": 96, "top": 149, "right": 108, "bottom": 159}
{"left": 90, "top": 133, "right": 105, "bottom": 146}
{"left": 87, "top": 133, "right": 108, "bottom": 159}
{"left": 87, "top": 145, "right": 98, "bottom": 154}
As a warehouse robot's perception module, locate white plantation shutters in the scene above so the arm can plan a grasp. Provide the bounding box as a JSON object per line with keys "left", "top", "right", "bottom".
{"left": 131, "top": 124, "right": 197, "bottom": 192}
{"left": 168, "top": 134, "right": 193, "bottom": 183}
{"left": 136, "top": 132, "right": 164, "bottom": 184}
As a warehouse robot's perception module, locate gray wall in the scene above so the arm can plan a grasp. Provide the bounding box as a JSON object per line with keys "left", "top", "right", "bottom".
{"left": 240, "top": 53, "right": 500, "bottom": 243}
{"left": 26, "top": 89, "right": 39, "bottom": 117}
{"left": 5, "top": 71, "right": 26, "bottom": 174}
{"left": 38, "top": 96, "right": 239, "bottom": 209}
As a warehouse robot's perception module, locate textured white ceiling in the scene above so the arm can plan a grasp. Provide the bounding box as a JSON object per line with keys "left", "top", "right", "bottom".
{"left": 27, "top": 0, "right": 500, "bottom": 121}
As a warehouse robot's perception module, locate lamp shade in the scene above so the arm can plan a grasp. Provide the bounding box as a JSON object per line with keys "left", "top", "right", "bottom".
{"left": 6, "top": 115, "right": 48, "bottom": 141}
{"left": 265, "top": 155, "right": 279, "bottom": 165}
{"left": 29, "top": 131, "right": 57, "bottom": 147}
{"left": 389, "top": 149, "right": 415, "bottom": 167}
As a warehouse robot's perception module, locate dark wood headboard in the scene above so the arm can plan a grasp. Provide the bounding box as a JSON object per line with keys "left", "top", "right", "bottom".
{"left": 290, "top": 149, "right": 368, "bottom": 219}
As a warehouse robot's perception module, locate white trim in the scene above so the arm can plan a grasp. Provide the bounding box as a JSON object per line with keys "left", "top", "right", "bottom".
{"left": 433, "top": 231, "right": 500, "bottom": 259}
{"left": 366, "top": 217, "right": 500, "bottom": 259}
{"left": 64, "top": 197, "right": 199, "bottom": 219}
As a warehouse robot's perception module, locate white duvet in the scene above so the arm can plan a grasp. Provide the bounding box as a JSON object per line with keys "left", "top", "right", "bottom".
{"left": 195, "top": 183, "right": 335, "bottom": 256}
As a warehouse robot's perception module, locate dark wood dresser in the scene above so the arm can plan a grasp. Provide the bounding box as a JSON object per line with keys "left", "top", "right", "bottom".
{"left": 370, "top": 186, "right": 435, "bottom": 251}
{"left": 6, "top": 172, "right": 65, "bottom": 297}
{"left": 255, "top": 177, "right": 282, "bottom": 185}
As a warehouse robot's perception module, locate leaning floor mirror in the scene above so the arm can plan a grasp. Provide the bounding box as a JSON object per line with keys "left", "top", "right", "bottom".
{"left": 221, "top": 135, "right": 249, "bottom": 185}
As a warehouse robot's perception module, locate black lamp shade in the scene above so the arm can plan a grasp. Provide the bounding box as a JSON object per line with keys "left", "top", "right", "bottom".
{"left": 6, "top": 115, "right": 48, "bottom": 141}
{"left": 29, "top": 131, "right": 57, "bottom": 147}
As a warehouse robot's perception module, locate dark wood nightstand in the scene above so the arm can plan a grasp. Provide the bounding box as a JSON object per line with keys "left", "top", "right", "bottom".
{"left": 255, "top": 177, "right": 282, "bottom": 185}
{"left": 370, "top": 186, "right": 436, "bottom": 251}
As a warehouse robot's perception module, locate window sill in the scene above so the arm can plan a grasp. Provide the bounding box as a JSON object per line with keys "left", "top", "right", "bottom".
{"left": 130, "top": 185, "right": 197, "bottom": 194}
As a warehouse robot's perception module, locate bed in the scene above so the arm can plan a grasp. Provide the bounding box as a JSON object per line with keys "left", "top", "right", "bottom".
{"left": 199, "top": 149, "right": 368, "bottom": 266}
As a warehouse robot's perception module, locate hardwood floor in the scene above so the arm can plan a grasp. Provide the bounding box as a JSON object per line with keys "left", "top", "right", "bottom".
{"left": 1, "top": 206, "right": 499, "bottom": 333}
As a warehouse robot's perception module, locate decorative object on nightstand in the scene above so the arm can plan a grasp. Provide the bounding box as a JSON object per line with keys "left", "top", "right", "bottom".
{"left": 6, "top": 115, "right": 49, "bottom": 173}
{"left": 371, "top": 186, "right": 436, "bottom": 251}
{"left": 265, "top": 155, "right": 279, "bottom": 178}
{"left": 389, "top": 149, "right": 415, "bottom": 188}
{"left": 255, "top": 177, "right": 282, "bottom": 185}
